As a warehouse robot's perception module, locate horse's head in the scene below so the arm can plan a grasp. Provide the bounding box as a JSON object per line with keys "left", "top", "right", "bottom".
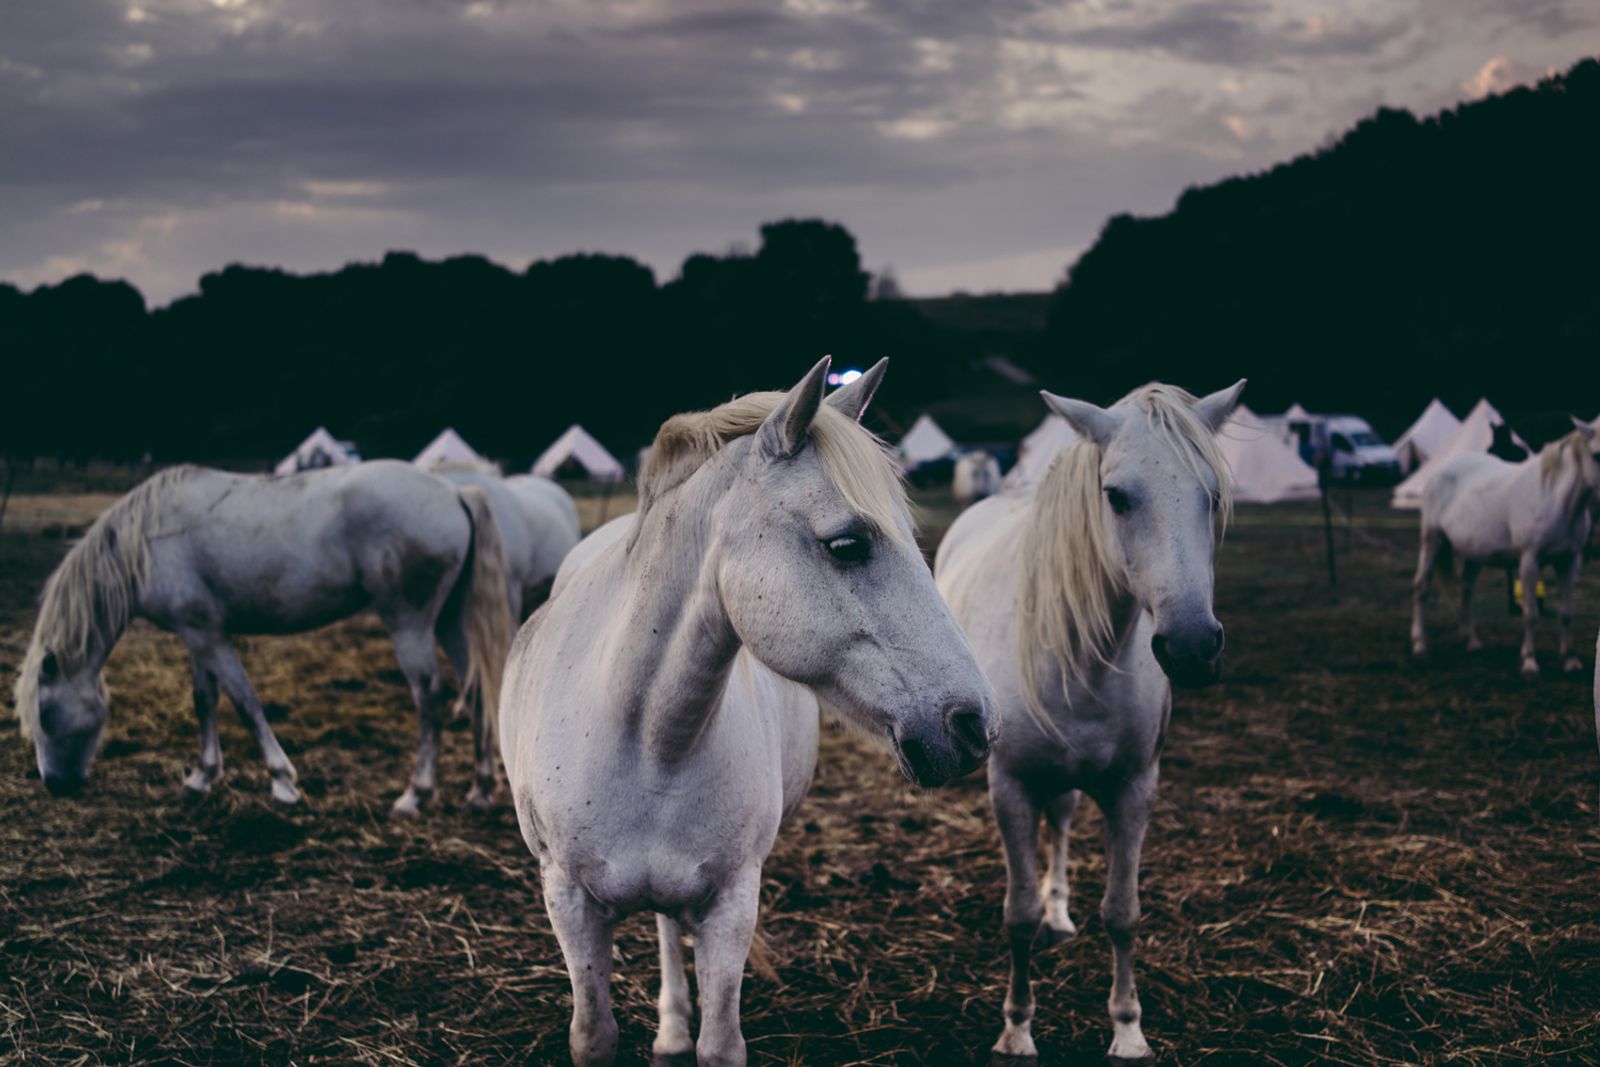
{"left": 716, "top": 358, "right": 996, "bottom": 786}
{"left": 1042, "top": 380, "right": 1245, "bottom": 689}
{"left": 18, "top": 646, "right": 109, "bottom": 795}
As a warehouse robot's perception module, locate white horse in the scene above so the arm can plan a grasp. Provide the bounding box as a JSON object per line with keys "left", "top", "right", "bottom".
{"left": 953, "top": 449, "right": 1003, "bottom": 507}
{"left": 432, "top": 465, "right": 581, "bottom": 619}
{"left": 499, "top": 357, "right": 996, "bottom": 1067}
{"left": 936, "top": 380, "right": 1244, "bottom": 1062}
{"left": 13, "top": 460, "right": 513, "bottom": 816}
{"left": 1411, "top": 418, "right": 1600, "bottom": 676}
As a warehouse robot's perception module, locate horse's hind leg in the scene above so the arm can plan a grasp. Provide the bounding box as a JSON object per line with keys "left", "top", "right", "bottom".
{"left": 1411, "top": 526, "right": 1443, "bottom": 658}
{"left": 193, "top": 636, "right": 300, "bottom": 805}
{"left": 543, "top": 863, "right": 620, "bottom": 1067}
{"left": 1038, "top": 789, "right": 1082, "bottom": 947}
{"left": 436, "top": 612, "right": 495, "bottom": 811}
{"left": 1460, "top": 560, "right": 1483, "bottom": 651}
{"left": 1100, "top": 768, "right": 1158, "bottom": 1063}
{"left": 180, "top": 645, "right": 224, "bottom": 798}
{"left": 990, "top": 772, "right": 1044, "bottom": 1059}
{"left": 386, "top": 619, "right": 449, "bottom": 818}
{"left": 1556, "top": 555, "right": 1583, "bottom": 673}
{"left": 1518, "top": 551, "right": 1542, "bottom": 677}
{"left": 653, "top": 914, "right": 694, "bottom": 1064}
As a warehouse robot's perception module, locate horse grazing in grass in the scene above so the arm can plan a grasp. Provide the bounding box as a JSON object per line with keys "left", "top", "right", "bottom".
{"left": 936, "top": 380, "right": 1244, "bottom": 1062}
{"left": 13, "top": 460, "right": 513, "bottom": 816}
{"left": 954, "top": 449, "right": 1002, "bottom": 507}
{"left": 1411, "top": 417, "right": 1600, "bottom": 676}
{"left": 432, "top": 465, "right": 581, "bottom": 619}
{"left": 499, "top": 358, "right": 996, "bottom": 1067}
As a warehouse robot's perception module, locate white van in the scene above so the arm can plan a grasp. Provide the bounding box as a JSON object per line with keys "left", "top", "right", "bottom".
{"left": 1283, "top": 412, "right": 1402, "bottom": 483}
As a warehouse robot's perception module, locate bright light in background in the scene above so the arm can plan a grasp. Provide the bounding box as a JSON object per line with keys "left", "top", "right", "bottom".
{"left": 827, "top": 368, "right": 863, "bottom": 387}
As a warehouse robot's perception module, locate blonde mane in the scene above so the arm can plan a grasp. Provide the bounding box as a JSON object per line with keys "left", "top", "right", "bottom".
{"left": 13, "top": 467, "right": 191, "bottom": 738}
{"left": 1539, "top": 430, "right": 1591, "bottom": 484}
{"left": 1016, "top": 384, "right": 1233, "bottom": 723}
{"left": 636, "top": 391, "right": 911, "bottom": 543}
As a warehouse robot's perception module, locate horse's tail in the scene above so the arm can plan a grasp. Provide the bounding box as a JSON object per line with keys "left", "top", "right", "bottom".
{"left": 456, "top": 486, "right": 515, "bottom": 742}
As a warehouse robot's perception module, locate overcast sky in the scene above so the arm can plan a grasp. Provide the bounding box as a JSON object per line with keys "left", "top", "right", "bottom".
{"left": 2, "top": 1, "right": 1596, "bottom": 305}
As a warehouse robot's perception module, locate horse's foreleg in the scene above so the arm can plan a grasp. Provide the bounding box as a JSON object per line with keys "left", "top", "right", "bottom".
{"left": 1101, "top": 769, "right": 1157, "bottom": 1063}
{"left": 543, "top": 864, "right": 619, "bottom": 1067}
{"left": 1460, "top": 560, "right": 1482, "bottom": 650}
{"left": 181, "top": 648, "right": 223, "bottom": 797}
{"left": 1411, "top": 527, "right": 1442, "bottom": 658}
{"left": 688, "top": 867, "right": 761, "bottom": 1067}
{"left": 388, "top": 623, "right": 447, "bottom": 818}
{"left": 1518, "top": 552, "right": 1542, "bottom": 677}
{"left": 198, "top": 639, "right": 300, "bottom": 805}
{"left": 1039, "top": 789, "right": 1082, "bottom": 947}
{"left": 653, "top": 914, "right": 694, "bottom": 1064}
{"left": 1557, "top": 555, "right": 1583, "bottom": 673}
{"left": 990, "top": 774, "right": 1044, "bottom": 1059}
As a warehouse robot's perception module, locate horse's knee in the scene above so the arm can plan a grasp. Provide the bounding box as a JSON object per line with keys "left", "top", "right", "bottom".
{"left": 1101, "top": 895, "right": 1140, "bottom": 941}
{"left": 1004, "top": 896, "right": 1043, "bottom": 932}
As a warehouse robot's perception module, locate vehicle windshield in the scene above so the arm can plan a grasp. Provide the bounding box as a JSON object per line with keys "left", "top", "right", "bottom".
{"left": 1349, "top": 432, "right": 1382, "bottom": 447}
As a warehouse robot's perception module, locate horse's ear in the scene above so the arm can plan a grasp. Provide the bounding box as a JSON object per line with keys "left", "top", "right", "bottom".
{"left": 825, "top": 358, "right": 888, "bottom": 423}
{"left": 1569, "top": 415, "right": 1596, "bottom": 442}
{"left": 1194, "top": 379, "right": 1247, "bottom": 432}
{"left": 1041, "top": 391, "right": 1122, "bottom": 446}
{"left": 758, "top": 356, "right": 832, "bottom": 459}
{"left": 39, "top": 649, "right": 60, "bottom": 685}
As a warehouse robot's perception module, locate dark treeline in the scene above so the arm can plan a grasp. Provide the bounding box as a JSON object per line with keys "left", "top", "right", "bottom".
{"left": 0, "top": 220, "right": 964, "bottom": 465}
{"left": 1046, "top": 56, "right": 1600, "bottom": 434}
{"left": 3, "top": 56, "right": 1597, "bottom": 465}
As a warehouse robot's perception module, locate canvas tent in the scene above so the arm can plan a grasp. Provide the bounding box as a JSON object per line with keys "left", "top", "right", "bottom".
{"left": 898, "top": 414, "right": 956, "bottom": 469}
{"left": 1393, "top": 399, "right": 1462, "bottom": 474}
{"left": 1218, "top": 405, "right": 1320, "bottom": 503}
{"left": 1391, "top": 399, "right": 1528, "bottom": 508}
{"left": 414, "top": 428, "right": 485, "bottom": 469}
{"left": 1003, "top": 414, "right": 1079, "bottom": 488}
{"left": 274, "top": 427, "right": 359, "bottom": 475}
{"left": 531, "top": 424, "right": 625, "bottom": 482}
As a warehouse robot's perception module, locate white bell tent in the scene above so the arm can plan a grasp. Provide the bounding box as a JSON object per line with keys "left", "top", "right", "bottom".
{"left": 898, "top": 414, "right": 957, "bottom": 469}
{"left": 414, "top": 428, "right": 485, "bottom": 469}
{"left": 1393, "top": 399, "right": 1462, "bottom": 474}
{"left": 274, "top": 427, "right": 359, "bottom": 475}
{"left": 531, "top": 424, "right": 625, "bottom": 482}
{"left": 1218, "top": 405, "right": 1320, "bottom": 503}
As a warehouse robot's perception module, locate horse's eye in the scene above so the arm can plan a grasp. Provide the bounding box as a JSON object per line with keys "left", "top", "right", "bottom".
{"left": 1104, "top": 486, "right": 1132, "bottom": 515}
{"left": 825, "top": 535, "right": 871, "bottom": 565}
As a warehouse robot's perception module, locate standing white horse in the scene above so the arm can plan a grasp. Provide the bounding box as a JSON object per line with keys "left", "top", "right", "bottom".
{"left": 500, "top": 358, "right": 996, "bottom": 1067}
{"left": 953, "top": 449, "right": 1003, "bottom": 507}
{"left": 13, "top": 460, "right": 513, "bottom": 816}
{"left": 432, "top": 465, "right": 581, "bottom": 618}
{"left": 936, "top": 380, "right": 1244, "bottom": 1062}
{"left": 1411, "top": 418, "right": 1600, "bottom": 676}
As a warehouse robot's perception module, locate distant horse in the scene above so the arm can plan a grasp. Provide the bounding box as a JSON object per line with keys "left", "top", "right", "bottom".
{"left": 936, "top": 380, "right": 1244, "bottom": 1061}
{"left": 1412, "top": 418, "right": 1600, "bottom": 676}
{"left": 499, "top": 358, "right": 995, "bottom": 1067}
{"left": 13, "top": 461, "right": 513, "bottom": 816}
{"left": 953, "top": 449, "right": 1003, "bottom": 507}
{"left": 432, "top": 465, "right": 581, "bottom": 619}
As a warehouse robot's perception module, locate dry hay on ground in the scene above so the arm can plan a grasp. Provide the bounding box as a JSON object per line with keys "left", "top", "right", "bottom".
{"left": 1, "top": 489, "right": 1598, "bottom": 1065}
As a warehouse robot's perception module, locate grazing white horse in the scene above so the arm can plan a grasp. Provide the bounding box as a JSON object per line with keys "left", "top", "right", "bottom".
{"left": 953, "top": 449, "right": 1003, "bottom": 507}
{"left": 1411, "top": 418, "right": 1600, "bottom": 676}
{"left": 500, "top": 358, "right": 996, "bottom": 1067}
{"left": 432, "top": 465, "right": 581, "bottom": 618}
{"left": 13, "top": 460, "right": 513, "bottom": 816}
{"left": 936, "top": 380, "right": 1244, "bottom": 1062}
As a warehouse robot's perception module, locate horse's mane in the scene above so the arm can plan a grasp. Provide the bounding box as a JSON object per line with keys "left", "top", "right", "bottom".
{"left": 1538, "top": 430, "right": 1591, "bottom": 485}
{"left": 636, "top": 391, "right": 910, "bottom": 544}
{"left": 1016, "top": 384, "right": 1232, "bottom": 725}
{"left": 13, "top": 466, "right": 194, "bottom": 738}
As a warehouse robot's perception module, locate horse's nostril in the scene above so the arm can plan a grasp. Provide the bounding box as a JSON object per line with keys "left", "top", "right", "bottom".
{"left": 1151, "top": 633, "right": 1169, "bottom": 662}
{"left": 947, "top": 705, "right": 990, "bottom": 760}
{"left": 898, "top": 736, "right": 934, "bottom": 784}
{"left": 1209, "top": 626, "right": 1225, "bottom": 657}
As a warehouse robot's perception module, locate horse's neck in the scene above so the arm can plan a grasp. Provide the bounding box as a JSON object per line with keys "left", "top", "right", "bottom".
{"left": 1529, "top": 450, "right": 1593, "bottom": 531}
{"left": 609, "top": 474, "right": 743, "bottom": 765}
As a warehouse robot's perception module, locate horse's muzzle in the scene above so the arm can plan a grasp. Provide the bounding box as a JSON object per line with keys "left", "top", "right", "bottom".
{"left": 1151, "top": 625, "right": 1225, "bottom": 689}
{"left": 891, "top": 704, "right": 993, "bottom": 787}
{"left": 42, "top": 771, "right": 87, "bottom": 797}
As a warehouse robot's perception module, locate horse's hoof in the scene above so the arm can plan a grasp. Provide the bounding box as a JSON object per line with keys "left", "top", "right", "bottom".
{"left": 1520, "top": 660, "right": 1540, "bottom": 679}
{"left": 179, "top": 782, "right": 211, "bottom": 806}
{"left": 270, "top": 779, "right": 302, "bottom": 806}
{"left": 1033, "top": 919, "right": 1077, "bottom": 949}
{"left": 1564, "top": 656, "right": 1584, "bottom": 674}
{"left": 391, "top": 788, "right": 429, "bottom": 818}
{"left": 463, "top": 785, "right": 493, "bottom": 813}
{"left": 992, "top": 1029, "right": 1038, "bottom": 1061}
{"left": 651, "top": 1052, "right": 696, "bottom": 1067}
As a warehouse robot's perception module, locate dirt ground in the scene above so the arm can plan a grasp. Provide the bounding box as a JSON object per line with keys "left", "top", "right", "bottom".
{"left": 2, "top": 484, "right": 1598, "bottom": 1066}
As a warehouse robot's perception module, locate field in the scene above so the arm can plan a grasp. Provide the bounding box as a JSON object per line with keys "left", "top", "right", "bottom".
{"left": 2, "top": 482, "right": 1598, "bottom": 1066}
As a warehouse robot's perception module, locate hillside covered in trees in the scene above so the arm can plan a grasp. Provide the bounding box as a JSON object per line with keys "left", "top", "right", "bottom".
{"left": 2, "top": 56, "right": 1595, "bottom": 465}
